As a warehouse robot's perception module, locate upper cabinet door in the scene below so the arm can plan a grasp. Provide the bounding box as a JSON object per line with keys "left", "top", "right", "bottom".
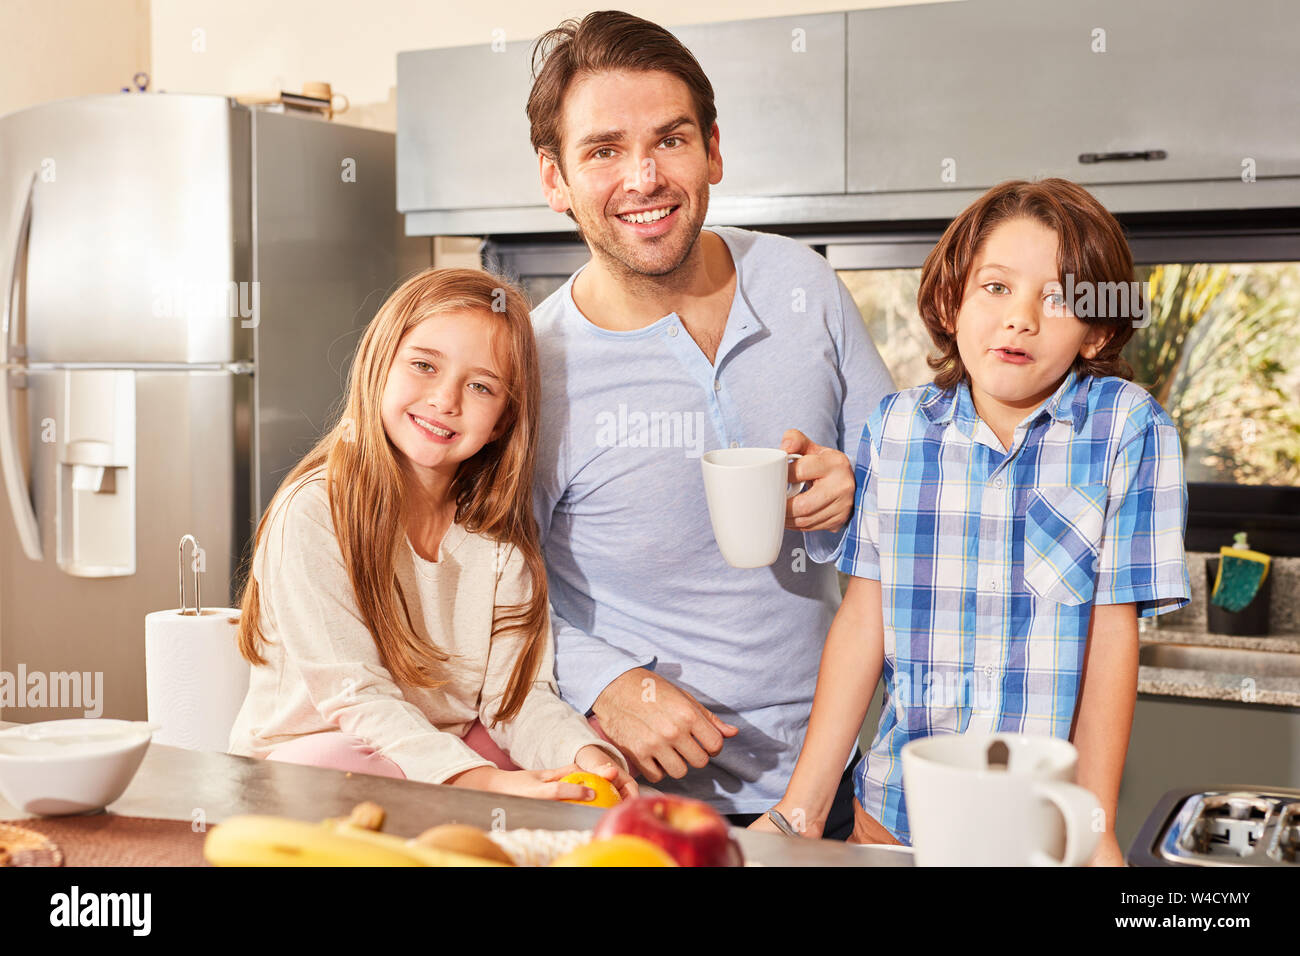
{"left": 397, "top": 40, "right": 540, "bottom": 213}
{"left": 397, "top": 12, "right": 848, "bottom": 220}
{"left": 675, "top": 13, "right": 846, "bottom": 198}
{"left": 847, "top": 0, "right": 1300, "bottom": 194}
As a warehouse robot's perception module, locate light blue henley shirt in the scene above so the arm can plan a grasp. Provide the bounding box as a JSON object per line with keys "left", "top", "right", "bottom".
{"left": 532, "top": 226, "right": 894, "bottom": 812}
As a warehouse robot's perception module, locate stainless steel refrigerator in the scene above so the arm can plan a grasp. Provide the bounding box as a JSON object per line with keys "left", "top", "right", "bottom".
{"left": 0, "top": 94, "right": 421, "bottom": 722}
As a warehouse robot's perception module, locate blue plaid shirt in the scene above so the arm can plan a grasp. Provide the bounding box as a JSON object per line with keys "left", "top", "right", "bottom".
{"left": 837, "top": 370, "right": 1191, "bottom": 844}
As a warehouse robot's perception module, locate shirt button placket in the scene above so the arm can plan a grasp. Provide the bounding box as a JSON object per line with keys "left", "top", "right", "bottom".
{"left": 974, "top": 475, "right": 1009, "bottom": 726}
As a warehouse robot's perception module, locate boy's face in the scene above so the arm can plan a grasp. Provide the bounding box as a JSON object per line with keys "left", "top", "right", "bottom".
{"left": 950, "top": 217, "right": 1110, "bottom": 414}
{"left": 380, "top": 310, "right": 510, "bottom": 488}
{"left": 539, "top": 69, "right": 723, "bottom": 278}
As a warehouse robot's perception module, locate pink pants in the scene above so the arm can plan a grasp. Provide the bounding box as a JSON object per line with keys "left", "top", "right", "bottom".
{"left": 263, "top": 716, "right": 617, "bottom": 779}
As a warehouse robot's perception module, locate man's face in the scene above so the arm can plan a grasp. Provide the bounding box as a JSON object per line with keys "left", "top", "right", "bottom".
{"left": 540, "top": 69, "right": 722, "bottom": 278}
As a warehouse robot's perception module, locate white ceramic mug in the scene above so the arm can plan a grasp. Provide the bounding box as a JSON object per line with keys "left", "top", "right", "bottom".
{"left": 701, "top": 447, "right": 807, "bottom": 568}
{"left": 901, "top": 732, "right": 1102, "bottom": 866}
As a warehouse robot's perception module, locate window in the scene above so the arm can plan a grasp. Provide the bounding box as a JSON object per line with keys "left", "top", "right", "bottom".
{"left": 829, "top": 223, "right": 1300, "bottom": 555}
{"left": 839, "top": 261, "right": 1300, "bottom": 486}
{"left": 485, "top": 221, "right": 1300, "bottom": 555}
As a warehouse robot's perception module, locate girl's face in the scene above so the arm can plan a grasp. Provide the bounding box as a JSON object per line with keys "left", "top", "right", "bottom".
{"left": 951, "top": 216, "right": 1109, "bottom": 414}
{"left": 380, "top": 309, "right": 510, "bottom": 488}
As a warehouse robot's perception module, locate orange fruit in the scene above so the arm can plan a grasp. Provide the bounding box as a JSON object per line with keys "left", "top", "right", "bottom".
{"left": 551, "top": 835, "right": 677, "bottom": 867}
{"left": 559, "top": 771, "right": 622, "bottom": 808}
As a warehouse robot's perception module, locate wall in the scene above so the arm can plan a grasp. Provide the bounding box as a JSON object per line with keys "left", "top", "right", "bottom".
{"left": 0, "top": 0, "right": 151, "bottom": 119}
{"left": 147, "top": 0, "right": 955, "bottom": 133}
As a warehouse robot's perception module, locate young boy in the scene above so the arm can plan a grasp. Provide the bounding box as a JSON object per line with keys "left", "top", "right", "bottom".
{"left": 759, "top": 179, "right": 1191, "bottom": 866}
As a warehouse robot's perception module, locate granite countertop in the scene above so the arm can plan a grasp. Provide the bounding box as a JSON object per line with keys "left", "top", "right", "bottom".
{"left": 1135, "top": 551, "right": 1300, "bottom": 708}
{"left": 1138, "top": 624, "right": 1300, "bottom": 708}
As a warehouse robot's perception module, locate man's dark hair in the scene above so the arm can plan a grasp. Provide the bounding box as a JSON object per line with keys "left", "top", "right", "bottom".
{"left": 526, "top": 10, "right": 717, "bottom": 183}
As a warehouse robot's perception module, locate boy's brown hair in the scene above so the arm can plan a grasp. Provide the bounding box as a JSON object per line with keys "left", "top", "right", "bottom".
{"left": 526, "top": 10, "right": 717, "bottom": 180}
{"left": 918, "top": 178, "right": 1138, "bottom": 390}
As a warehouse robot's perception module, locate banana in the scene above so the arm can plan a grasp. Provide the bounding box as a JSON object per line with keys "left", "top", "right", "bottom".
{"left": 322, "top": 820, "right": 507, "bottom": 867}
{"left": 205, "top": 815, "right": 425, "bottom": 867}
{"left": 204, "top": 814, "right": 509, "bottom": 867}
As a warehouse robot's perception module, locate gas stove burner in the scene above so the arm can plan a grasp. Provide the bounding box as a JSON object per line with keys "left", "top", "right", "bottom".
{"left": 1128, "top": 786, "right": 1300, "bottom": 867}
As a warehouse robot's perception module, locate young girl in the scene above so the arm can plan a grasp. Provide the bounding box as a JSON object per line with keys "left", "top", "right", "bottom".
{"left": 755, "top": 179, "right": 1190, "bottom": 865}
{"left": 227, "top": 268, "right": 636, "bottom": 803}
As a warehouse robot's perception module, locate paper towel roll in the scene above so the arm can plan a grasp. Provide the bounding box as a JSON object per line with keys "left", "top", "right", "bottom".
{"left": 145, "top": 607, "right": 249, "bottom": 752}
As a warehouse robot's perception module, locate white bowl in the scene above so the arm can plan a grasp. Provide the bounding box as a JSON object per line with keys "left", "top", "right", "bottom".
{"left": 0, "top": 719, "right": 153, "bottom": 815}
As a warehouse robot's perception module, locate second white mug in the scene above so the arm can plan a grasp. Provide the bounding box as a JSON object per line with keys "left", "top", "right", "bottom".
{"left": 901, "top": 732, "right": 1103, "bottom": 866}
{"left": 701, "top": 447, "right": 805, "bottom": 568}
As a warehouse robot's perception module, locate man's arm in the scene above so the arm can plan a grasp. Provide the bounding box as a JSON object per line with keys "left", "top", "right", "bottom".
{"left": 532, "top": 464, "right": 654, "bottom": 717}
{"left": 801, "top": 276, "right": 894, "bottom": 563}
{"left": 532, "top": 429, "right": 733, "bottom": 781}
{"left": 1072, "top": 601, "right": 1139, "bottom": 867}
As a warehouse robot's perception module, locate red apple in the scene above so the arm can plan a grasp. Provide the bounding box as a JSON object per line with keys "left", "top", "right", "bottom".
{"left": 593, "top": 795, "right": 744, "bottom": 867}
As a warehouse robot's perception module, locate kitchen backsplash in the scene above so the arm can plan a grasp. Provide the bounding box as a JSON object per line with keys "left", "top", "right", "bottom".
{"left": 1158, "top": 551, "right": 1299, "bottom": 636}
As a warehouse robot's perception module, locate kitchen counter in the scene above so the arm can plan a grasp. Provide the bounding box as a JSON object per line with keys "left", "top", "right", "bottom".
{"left": 0, "top": 723, "right": 911, "bottom": 867}
{"left": 1138, "top": 624, "right": 1300, "bottom": 708}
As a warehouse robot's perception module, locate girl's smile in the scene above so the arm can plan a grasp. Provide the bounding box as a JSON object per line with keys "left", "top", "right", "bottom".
{"left": 381, "top": 309, "right": 509, "bottom": 489}
{"left": 408, "top": 412, "right": 458, "bottom": 442}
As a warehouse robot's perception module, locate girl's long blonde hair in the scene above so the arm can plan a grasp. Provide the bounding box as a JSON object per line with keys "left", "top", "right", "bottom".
{"left": 236, "top": 268, "right": 548, "bottom": 727}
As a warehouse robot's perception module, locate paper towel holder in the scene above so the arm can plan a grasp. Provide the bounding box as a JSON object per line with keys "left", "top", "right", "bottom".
{"left": 178, "top": 534, "right": 202, "bottom": 616}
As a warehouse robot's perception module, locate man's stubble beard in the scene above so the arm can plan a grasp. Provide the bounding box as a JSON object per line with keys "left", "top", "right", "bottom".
{"left": 577, "top": 187, "right": 711, "bottom": 296}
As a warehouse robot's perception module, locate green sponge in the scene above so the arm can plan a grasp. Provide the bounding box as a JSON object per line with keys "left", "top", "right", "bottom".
{"left": 1210, "top": 532, "right": 1270, "bottom": 614}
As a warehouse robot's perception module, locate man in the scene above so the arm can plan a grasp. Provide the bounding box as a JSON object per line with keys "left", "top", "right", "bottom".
{"left": 525, "top": 11, "right": 893, "bottom": 837}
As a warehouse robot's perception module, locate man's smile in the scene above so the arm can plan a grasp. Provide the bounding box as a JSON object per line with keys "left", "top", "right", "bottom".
{"left": 611, "top": 203, "right": 682, "bottom": 237}
{"left": 615, "top": 204, "right": 678, "bottom": 223}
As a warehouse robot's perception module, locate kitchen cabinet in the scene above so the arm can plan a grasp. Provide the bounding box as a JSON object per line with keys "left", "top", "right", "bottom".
{"left": 397, "top": 40, "right": 540, "bottom": 215}
{"left": 398, "top": 2, "right": 1299, "bottom": 234}
{"left": 846, "top": 0, "right": 1300, "bottom": 194}
{"left": 673, "top": 13, "right": 845, "bottom": 199}
{"left": 397, "top": 14, "right": 846, "bottom": 232}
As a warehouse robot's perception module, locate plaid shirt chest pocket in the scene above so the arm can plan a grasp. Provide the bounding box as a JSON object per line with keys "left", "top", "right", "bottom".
{"left": 1022, "top": 483, "right": 1109, "bottom": 606}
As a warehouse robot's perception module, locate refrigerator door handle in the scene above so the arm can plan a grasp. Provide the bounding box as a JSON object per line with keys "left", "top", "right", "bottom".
{"left": 1, "top": 173, "right": 42, "bottom": 560}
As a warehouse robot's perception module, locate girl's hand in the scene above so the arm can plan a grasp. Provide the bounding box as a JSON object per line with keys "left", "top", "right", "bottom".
{"left": 575, "top": 745, "right": 640, "bottom": 801}
{"left": 447, "top": 765, "right": 596, "bottom": 802}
